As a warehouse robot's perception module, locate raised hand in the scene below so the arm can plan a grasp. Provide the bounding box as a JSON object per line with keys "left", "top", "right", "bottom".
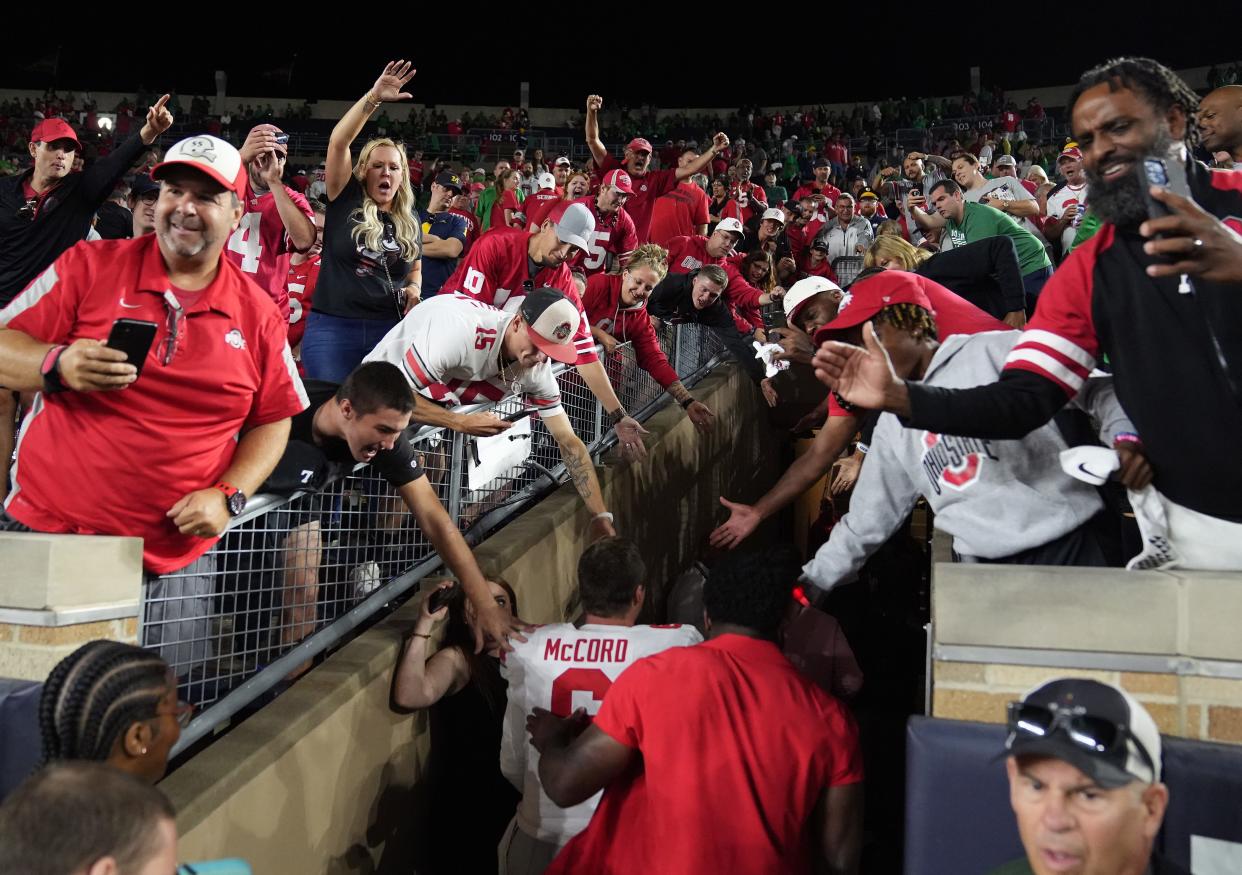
{"left": 140, "top": 94, "right": 173, "bottom": 144}
{"left": 372, "top": 60, "right": 417, "bottom": 103}
{"left": 586, "top": 94, "right": 603, "bottom": 113}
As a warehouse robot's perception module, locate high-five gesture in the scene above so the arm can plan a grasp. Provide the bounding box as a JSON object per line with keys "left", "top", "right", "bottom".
{"left": 371, "top": 60, "right": 417, "bottom": 103}
{"left": 140, "top": 94, "right": 173, "bottom": 145}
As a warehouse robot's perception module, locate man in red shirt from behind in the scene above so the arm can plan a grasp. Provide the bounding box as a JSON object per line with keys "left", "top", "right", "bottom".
{"left": 648, "top": 147, "right": 710, "bottom": 247}
{"left": 531, "top": 547, "right": 864, "bottom": 875}
{"left": 585, "top": 93, "right": 728, "bottom": 242}
{"left": 286, "top": 198, "right": 325, "bottom": 367}
{"left": 548, "top": 169, "right": 638, "bottom": 278}
{"left": 227, "top": 124, "right": 317, "bottom": 321}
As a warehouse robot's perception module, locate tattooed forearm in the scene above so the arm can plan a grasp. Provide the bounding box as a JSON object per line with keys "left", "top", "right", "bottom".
{"left": 668, "top": 380, "right": 692, "bottom": 404}
{"left": 560, "top": 440, "right": 602, "bottom": 511}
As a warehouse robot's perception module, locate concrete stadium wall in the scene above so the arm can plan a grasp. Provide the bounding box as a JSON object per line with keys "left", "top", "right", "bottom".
{"left": 161, "top": 364, "right": 783, "bottom": 873}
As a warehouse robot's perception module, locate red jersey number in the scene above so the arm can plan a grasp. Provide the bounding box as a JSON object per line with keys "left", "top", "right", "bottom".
{"left": 550, "top": 667, "right": 612, "bottom": 717}
{"left": 474, "top": 326, "right": 497, "bottom": 350}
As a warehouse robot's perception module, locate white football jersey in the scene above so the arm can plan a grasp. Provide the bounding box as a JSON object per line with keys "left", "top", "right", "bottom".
{"left": 363, "top": 293, "right": 563, "bottom": 417}
{"left": 499, "top": 622, "right": 703, "bottom": 844}
{"left": 1045, "top": 183, "right": 1089, "bottom": 255}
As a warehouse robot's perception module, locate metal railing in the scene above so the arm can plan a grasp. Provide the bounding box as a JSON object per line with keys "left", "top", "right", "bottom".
{"left": 157, "top": 322, "right": 732, "bottom": 756}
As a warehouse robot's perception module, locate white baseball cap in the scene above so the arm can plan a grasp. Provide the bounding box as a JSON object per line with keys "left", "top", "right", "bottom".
{"left": 152, "top": 135, "right": 245, "bottom": 196}
{"left": 520, "top": 287, "right": 581, "bottom": 364}
{"left": 784, "top": 276, "right": 843, "bottom": 322}
{"left": 715, "top": 217, "right": 745, "bottom": 241}
{"left": 761, "top": 207, "right": 786, "bottom": 226}
{"left": 554, "top": 202, "right": 596, "bottom": 252}
{"left": 536, "top": 172, "right": 556, "bottom": 190}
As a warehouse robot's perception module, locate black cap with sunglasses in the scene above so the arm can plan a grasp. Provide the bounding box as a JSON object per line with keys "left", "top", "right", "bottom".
{"left": 1005, "top": 678, "right": 1163, "bottom": 788}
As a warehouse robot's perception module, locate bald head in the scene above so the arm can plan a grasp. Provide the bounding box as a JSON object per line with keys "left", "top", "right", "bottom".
{"left": 1199, "top": 85, "right": 1242, "bottom": 159}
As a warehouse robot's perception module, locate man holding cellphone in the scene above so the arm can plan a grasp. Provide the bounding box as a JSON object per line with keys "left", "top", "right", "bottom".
{"left": 0, "top": 134, "right": 307, "bottom": 663}
{"left": 815, "top": 58, "right": 1242, "bottom": 569}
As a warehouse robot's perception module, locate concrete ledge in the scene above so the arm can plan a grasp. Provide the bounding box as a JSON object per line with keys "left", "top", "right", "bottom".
{"left": 0, "top": 531, "right": 143, "bottom": 611}
{"left": 932, "top": 560, "right": 1242, "bottom": 744}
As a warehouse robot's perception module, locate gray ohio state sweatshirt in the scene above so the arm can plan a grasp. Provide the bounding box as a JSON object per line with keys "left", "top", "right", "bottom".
{"left": 803, "top": 331, "right": 1134, "bottom": 591}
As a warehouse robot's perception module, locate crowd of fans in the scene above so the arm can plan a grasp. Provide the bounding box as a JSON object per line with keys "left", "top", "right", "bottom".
{"left": 1, "top": 52, "right": 1242, "bottom": 874}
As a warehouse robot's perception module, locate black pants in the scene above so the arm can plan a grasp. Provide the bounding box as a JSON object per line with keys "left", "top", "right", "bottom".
{"left": 985, "top": 511, "right": 1120, "bottom": 568}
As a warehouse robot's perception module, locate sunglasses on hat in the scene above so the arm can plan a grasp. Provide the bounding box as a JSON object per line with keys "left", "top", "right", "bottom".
{"left": 1006, "top": 701, "right": 1156, "bottom": 774}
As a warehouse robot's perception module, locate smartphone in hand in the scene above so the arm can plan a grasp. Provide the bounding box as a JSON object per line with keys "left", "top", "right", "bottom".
{"left": 1139, "top": 153, "right": 1191, "bottom": 221}
{"left": 106, "top": 319, "right": 158, "bottom": 376}
{"left": 427, "top": 582, "right": 460, "bottom": 614}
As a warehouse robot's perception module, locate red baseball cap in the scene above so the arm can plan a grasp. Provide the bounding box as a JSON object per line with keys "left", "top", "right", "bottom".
{"left": 814, "top": 272, "right": 935, "bottom": 345}
{"left": 626, "top": 138, "right": 653, "bottom": 155}
{"left": 602, "top": 168, "right": 634, "bottom": 194}
{"left": 1058, "top": 145, "right": 1083, "bottom": 162}
{"left": 30, "top": 118, "right": 80, "bottom": 150}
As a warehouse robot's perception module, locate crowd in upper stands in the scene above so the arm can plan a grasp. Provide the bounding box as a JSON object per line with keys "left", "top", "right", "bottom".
{"left": 1, "top": 52, "right": 1242, "bottom": 875}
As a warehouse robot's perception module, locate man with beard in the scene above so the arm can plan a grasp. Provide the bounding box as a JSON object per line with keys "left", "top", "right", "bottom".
{"left": 888, "top": 151, "right": 951, "bottom": 246}
{"left": 585, "top": 94, "right": 728, "bottom": 242}
{"left": 0, "top": 135, "right": 307, "bottom": 660}
{"left": 814, "top": 58, "right": 1242, "bottom": 569}
{"left": 1197, "top": 85, "right": 1242, "bottom": 169}
{"left": 548, "top": 169, "right": 639, "bottom": 278}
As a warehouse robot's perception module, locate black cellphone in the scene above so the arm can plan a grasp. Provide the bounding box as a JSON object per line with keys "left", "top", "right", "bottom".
{"left": 105, "top": 319, "right": 158, "bottom": 376}
{"left": 1139, "top": 155, "right": 1191, "bottom": 221}
{"left": 427, "top": 582, "right": 459, "bottom": 614}
{"left": 503, "top": 408, "right": 537, "bottom": 423}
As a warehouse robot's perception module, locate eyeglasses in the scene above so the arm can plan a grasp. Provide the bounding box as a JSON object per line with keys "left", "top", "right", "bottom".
{"left": 16, "top": 197, "right": 38, "bottom": 221}
{"left": 1006, "top": 701, "right": 1155, "bottom": 774}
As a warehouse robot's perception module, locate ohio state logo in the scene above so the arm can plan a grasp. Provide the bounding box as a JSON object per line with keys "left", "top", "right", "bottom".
{"left": 553, "top": 321, "right": 572, "bottom": 341}
{"left": 920, "top": 432, "right": 999, "bottom": 495}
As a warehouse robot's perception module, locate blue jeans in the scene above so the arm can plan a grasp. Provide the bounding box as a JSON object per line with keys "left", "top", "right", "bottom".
{"left": 1022, "top": 266, "right": 1053, "bottom": 315}
{"left": 301, "top": 311, "right": 400, "bottom": 383}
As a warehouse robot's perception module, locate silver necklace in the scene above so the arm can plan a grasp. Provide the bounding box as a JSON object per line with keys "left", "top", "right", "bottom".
{"left": 497, "top": 352, "right": 522, "bottom": 397}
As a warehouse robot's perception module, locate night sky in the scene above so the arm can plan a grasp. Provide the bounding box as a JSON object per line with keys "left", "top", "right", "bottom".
{"left": 4, "top": 23, "right": 1238, "bottom": 109}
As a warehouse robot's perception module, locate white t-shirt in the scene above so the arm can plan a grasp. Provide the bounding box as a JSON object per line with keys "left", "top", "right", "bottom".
{"left": 363, "top": 293, "right": 564, "bottom": 416}
{"left": 499, "top": 622, "right": 703, "bottom": 844}
{"left": 956, "top": 177, "right": 1047, "bottom": 247}
{"left": 1045, "top": 182, "right": 1089, "bottom": 254}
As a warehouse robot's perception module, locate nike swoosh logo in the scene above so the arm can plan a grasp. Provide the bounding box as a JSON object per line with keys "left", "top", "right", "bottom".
{"left": 119, "top": 298, "right": 142, "bottom": 309}
{"left": 1076, "top": 462, "right": 1109, "bottom": 482}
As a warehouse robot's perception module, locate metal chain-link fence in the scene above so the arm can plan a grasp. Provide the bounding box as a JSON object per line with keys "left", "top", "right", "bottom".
{"left": 158, "top": 322, "right": 732, "bottom": 754}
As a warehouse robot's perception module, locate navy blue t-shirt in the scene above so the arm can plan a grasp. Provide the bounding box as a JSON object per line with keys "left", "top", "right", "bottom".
{"left": 421, "top": 210, "right": 469, "bottom": 297}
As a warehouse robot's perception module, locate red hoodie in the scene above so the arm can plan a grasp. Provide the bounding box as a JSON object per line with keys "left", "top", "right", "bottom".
{"left": 582, "top": 273, "right": 680, "bottom": 388}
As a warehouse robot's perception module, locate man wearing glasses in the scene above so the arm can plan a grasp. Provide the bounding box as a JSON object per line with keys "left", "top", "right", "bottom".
{"left": 994, "top": 678, "right": 1183, "bottom": 875}
{"left": 0, "top": 133, "right": 307, "bottom": 665}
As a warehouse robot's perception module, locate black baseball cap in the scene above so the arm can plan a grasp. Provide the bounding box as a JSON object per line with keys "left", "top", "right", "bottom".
{"left": 434, "top": 171, "right": 463, "bottom": 193}
{"left": 129, "top": 174, "right": 161, "bottom": 198}
{"left": 813, "top": 156, "right": 831, "bottom": 168}
{"left": 1005, "top": 679, "right": 1163, "bottom": 788}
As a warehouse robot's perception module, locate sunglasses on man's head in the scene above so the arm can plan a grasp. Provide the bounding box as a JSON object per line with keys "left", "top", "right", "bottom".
{"left": 1005, "top": 700, "right": 1155, "bottom": 773}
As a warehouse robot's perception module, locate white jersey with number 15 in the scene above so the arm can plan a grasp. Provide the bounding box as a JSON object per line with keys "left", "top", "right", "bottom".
{"left": 499, "top": 622, "right": 702, "bottom": 845}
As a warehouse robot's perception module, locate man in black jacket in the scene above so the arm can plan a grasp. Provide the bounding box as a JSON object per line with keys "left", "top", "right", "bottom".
{"left": 815, "top": 58, "right": 1242, "bottom": 563}
{"left": 0, "top": 95, "right": 174, "bottom": 500}
{"left": 648, "top": 264, "right": 763, "bottom": 381}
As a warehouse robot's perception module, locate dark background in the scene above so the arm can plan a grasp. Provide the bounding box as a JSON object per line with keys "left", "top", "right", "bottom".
{"left": 3, "top": 23, "right": 1238, "bottom": 108}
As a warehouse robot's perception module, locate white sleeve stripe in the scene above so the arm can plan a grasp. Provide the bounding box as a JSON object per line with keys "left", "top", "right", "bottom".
{"left": 1013, "top": 329, "right": 1095, "bottom": 370}
{"left": 1006, "top": 349, "right": 1085, "bottom": 392}
{"left": 0, "top": 262, "right": 59, "bottom": 326}
{"left": 281, "top": 342, "right": 310, "bottom": 409}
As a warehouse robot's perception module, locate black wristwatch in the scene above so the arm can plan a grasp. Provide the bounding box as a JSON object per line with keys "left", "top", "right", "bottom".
{"left": 40, "top": 345, "right": 68, "bottom": 395}
{"left": 679, "top": 395, "right": 696, "bottom": 410}
{"left": 214, "top": 481, "right": 248, "bottom": 517}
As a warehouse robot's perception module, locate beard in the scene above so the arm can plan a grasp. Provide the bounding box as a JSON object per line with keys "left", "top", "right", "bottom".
{"left": 157, "top": 213, "right": 214, "bottom": 258}
{"left": 1086, "top": 128, "right": 1173, "bottom": 229}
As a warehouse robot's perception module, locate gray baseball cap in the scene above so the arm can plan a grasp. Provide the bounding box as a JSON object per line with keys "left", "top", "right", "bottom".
{"left": 554, "top": 202, "right": 596, "bottom": 252}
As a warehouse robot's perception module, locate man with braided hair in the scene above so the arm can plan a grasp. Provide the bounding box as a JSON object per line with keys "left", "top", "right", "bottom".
{"left": 39, "top": 641, "right": 187, "bottom": 784}
{"left": 582, "top": 243, "right": 716, "bottom": 434}
{"left": 816, "top": 58, "right": 1242, "bottom": 568}
{"left": 801, "top": 274, "right": 1152, "bottom": 594}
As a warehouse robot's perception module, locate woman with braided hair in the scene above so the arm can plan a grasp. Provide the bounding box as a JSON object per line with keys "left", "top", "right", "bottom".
{"left": 40, "top": 641, "right": 188, "bottom": 783}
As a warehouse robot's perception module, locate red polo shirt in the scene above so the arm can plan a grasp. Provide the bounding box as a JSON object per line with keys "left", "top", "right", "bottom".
{"left": 1, "top": 237, "right": 308, "bottom": 573}
{"left": 597, "top": 155, "right": 678, "bottom": 243}
{"left": 546, "top": 634, "right": 863, "bottom": 875}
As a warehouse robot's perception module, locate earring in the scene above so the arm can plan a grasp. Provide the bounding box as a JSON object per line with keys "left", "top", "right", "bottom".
{"left": 140, "top": 747, "right": 148, "bottom": 755}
